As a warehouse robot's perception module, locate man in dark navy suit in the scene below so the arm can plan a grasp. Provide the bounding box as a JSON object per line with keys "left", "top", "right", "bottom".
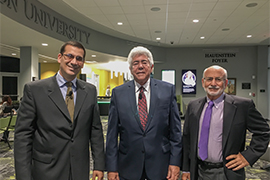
{"left": 106, "top": 46, "right": 182, "bottom": 180}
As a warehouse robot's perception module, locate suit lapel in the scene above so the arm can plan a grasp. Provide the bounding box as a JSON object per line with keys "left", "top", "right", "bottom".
{"left": 48, "top": 76, "right": 70, "bottom": 121}
{"left": 145, "top": 78, "right": 157, "bottom": 131}
{"left": 193, "top": 97, "right": 207, "bottom": 144}
{"left": 74, "top": 80, "right": 87, "bottom": 121}
{"left": 127, "top": 81, "right": 143, "bottom": 130}
{"left": 222, "top": 94, "right": 236, "bottom": 148}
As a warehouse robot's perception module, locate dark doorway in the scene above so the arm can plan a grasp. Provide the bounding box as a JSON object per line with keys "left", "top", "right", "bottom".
{"left": 2, "top": 76, "right": 18, "bottom": 101}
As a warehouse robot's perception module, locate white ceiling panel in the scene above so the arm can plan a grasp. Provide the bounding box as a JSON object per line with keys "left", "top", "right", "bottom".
{"left": 99, "top": 6, "right": 124, "bottom": 14}
{"left": 1, "top": 0, "right": 269, "bottom": 64}
{"left": 122, "top": 6, "right": 146, "bottom": 14}
{"left": 93, "top": 0, "right": 120, "bottom": 7}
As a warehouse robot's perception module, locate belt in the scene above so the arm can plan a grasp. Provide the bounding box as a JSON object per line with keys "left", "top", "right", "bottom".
{"left": 198, "top": 159, "right": 223, "bottom": 169}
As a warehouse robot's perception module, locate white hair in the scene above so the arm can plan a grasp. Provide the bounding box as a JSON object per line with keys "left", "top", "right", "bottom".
{"left": 127, "top": 46, "right": 154, "bottom": 67}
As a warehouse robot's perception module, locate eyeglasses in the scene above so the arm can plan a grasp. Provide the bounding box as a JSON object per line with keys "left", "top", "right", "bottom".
{"left": 204, "top": 77, "right": 225, "bottom": 83}
{"left": 62, "top": 53, "right": 84, "bottom": 62}
{"left": 132, "top": 60, "right": 149, "bottom": 67}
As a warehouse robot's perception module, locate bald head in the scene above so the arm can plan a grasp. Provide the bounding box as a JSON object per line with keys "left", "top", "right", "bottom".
{"left": 203, "top": 65, "right": 228, "bottom": 79}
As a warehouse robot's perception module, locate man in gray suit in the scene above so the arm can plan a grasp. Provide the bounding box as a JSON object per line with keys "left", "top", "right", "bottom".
{"left": 181, "top": 65, "right": 270, "bottom": 180}
{"left": 14, "top": 41, "right": 105, "bottom": 180}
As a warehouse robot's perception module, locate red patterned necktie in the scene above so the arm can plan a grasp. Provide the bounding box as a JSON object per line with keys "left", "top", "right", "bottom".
{"left": 138, "top": 86, "right": 148, "bottom": 130}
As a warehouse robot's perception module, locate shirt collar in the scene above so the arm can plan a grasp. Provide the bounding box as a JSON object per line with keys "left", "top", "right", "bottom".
{"left": 206, "top": 92, "right": 225, "bottom": 107}
{"left": 56, "top": 71, "right": 77, "bottom": 88}
{"left": 134, "top": 78, "right": 150, "bottom": 92}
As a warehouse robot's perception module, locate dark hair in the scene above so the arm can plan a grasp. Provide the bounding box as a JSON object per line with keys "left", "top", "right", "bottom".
{"left": 60, "top": 41, "right": 86, "bottom": 59}
{"left": 1, "top": 95, "right": 12, "bottom": 106}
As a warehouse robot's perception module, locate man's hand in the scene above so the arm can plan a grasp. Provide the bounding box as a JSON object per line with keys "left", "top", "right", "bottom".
{"left": 167, "top": 165, "right": 180, "bottom": 180}
{"left": 107, "top": 172, "right": 119, "bottom": 180}
{"left": 92, "top": 170, "right": 104, "bottom": 180}
{"left": 225, "top": 152, "right": 250, "bottom": 171}
{"left": 181, "top": 172, "right": 190, "bottom": 180}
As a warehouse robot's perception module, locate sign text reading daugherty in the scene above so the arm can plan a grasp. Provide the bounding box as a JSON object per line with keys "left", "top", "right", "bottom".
{"left": 205, "top": 53, "right": 236, "bottom": 63}
{"left": 0, "top": 0, "right": 91, "bottom": 44}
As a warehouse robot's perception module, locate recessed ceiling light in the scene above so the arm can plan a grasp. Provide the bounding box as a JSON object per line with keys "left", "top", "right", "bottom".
{"left": 247, "top": 35, "right": 252, "bottom": 38}
{"left": 246, "top": 3, "right": 258, "bottom": 8}
{"left": 200, "top": 36, "right": 205, "bottom": 39}
{"left": 43, "top": 61, "right": 47, "bottom": 63}
{"left": 156, "top": 37, "right": 161, "bottom": 41}
{"left": 42, "top": 43, "right": 48, "bottom": 46}
{"left": 11, "top": 53, "right": 16, "bottom": 56}
{"left": 92, "top": 55, "right": 96, "bottom": 57}
{"left": 151, "top": 7, "right": 161, "bottom": 11}
{"left": 193, "top": 19, "right": 199, "bottom": 23}
{"left": 155, "top": 30, "right": 162, "bottom": 33}
{"left": 222, "top": 28, "right": 230, "bottom": 31}
{"left": 117, "top": 22, "right": 123, "bottom": 25}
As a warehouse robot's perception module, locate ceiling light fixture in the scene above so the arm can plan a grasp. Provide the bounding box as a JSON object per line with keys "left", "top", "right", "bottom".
{"left": 247, "top": 35, "right": 252, "bottom": 38}
{"left": 151, "top": 7, "right": 161, "bottom": 11}
{"left": 156, "top": 37, "right": 161, "bottom": 41}
{"left": 193, "top": 19, "right": 199, "bottom": 23}
{"left": 42, "top": 43, "right": 48, "bottom": 46}
{"left": 11, "top": 53, "right": 16, "bottom": 56}
{"left": 43, "top": 61, "right": 47, "bottom": 63}
{"left": 92, "top": 55, "right": 97, "bottom": 57}
{"left": 246, "top": 3, "right": 258, "bottom": 7}
{"left": 200, "top": 36, "right": 205, "bottom": 39}
{"left": 117, "top": 22, "right": 123, "bottom": 25}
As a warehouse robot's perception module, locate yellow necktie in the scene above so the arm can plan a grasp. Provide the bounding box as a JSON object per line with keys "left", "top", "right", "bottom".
{"left": 65, "top": 82, "right": 74, "bottom": 122}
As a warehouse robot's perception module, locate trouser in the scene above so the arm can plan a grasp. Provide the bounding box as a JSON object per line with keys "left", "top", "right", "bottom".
{"left": 120, "top": 167, "right": 167, "bottom": 180}
{"left": 198, "top": 163, "right": 227, "bottom": 180}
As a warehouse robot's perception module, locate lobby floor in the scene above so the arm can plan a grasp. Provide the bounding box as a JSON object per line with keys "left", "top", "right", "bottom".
{"left": 0, "top": 118, "right": 269, "bottom": 180}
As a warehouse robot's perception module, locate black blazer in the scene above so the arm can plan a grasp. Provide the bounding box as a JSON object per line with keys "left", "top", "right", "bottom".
{"left": 14, "top": 76, "right": 105, "bottom": 180}
{"left": 182, "top": 94, "right": 270, "bottom": 180}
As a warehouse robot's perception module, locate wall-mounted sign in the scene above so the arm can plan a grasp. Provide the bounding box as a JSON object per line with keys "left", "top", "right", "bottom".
{"left": 162, "top": 70, "right": 175, "bottom": 85}
{"left": 182, "top": 70, "right": 196, "bottom": 94}
{"left": 242, "top": 83, "right": 251, "bottom": 89}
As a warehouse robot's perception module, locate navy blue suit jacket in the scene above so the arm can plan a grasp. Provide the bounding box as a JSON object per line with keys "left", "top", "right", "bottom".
{"left": 106, "top": 78, "right": 182, "bottom": 180}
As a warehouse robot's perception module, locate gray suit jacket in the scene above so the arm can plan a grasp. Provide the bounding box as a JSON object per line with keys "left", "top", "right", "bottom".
{"left": 14, "top": 76, "right": 105, "bottom": 180}
{"left": 182, "top": 94, "right": 270, "bottom": 180}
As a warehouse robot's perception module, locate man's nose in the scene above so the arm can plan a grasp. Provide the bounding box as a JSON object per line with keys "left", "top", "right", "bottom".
{"left": 210, "top": 79, "right": 217, "bottom": 85}
{"left": 70, "top": 58, "right": 77, "bottom": 64}
{"left": 138, "top": 62, "right": 144, "bottom": 68}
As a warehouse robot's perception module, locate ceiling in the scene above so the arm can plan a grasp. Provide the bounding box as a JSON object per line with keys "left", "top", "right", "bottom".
{"left": 0, "top": 0, "right": 269, "bottom": 64}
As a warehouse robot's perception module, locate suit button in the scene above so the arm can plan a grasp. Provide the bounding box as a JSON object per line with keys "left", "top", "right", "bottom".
{"left": 143, "top": 134, "right": 146, "bottom": 137}
{"left": 142, "top": 150, "right": 145, "bottom": 153}
{"left": 71, "top": 139, "right": 74, "bottom": 142}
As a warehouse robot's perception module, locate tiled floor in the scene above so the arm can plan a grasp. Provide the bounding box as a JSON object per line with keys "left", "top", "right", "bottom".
{"left": 0, "top": 118, "right": 269, "bottom": 180}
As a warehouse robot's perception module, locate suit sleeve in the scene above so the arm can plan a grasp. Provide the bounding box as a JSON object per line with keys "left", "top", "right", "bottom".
{"left": 169, "top": 85, "right": 183, "bottom": 167}
{"left": 105, "top": 89, "right": 119, "bottom": 172}
{"left": 14, "top": 83, "right": 36, "bottom": 180}
{"left": 90, "top": 89, "right": 106, "bottom": 171}
{"left": 241, "top": 100, "right": 270, "bottom": 166}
